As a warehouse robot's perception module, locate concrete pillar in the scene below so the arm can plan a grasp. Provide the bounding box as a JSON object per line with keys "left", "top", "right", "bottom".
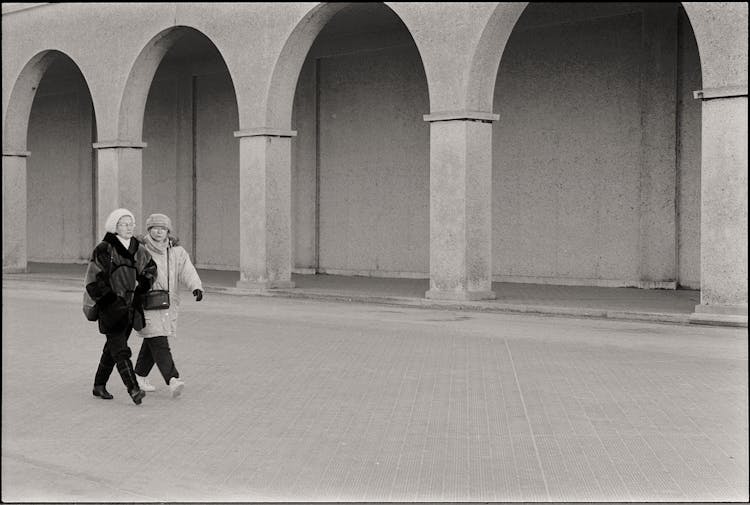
{"left": 638, "top": 5, "right": 679, "bottom": 289}
{"left": 235, "top": 128, "right": 296, "bottom": 290}
{"left": 92, "top": 141, "right": 146, "bottom": 236}
{"left": 423, "top": 111, "right": 498, "bottom": 301}
{"left": 2, "top": 151, "right": 30, "bottom": 272}
{"left": 691, "top": 87, "right": 748, "bottom": 324}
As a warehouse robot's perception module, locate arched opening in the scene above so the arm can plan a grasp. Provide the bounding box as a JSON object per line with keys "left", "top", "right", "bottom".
{"left": 290, "top": 3, "right": 430, "bottom": 279}
{"left": 140, "top": 27, "right": 239, "bottom": 268}
{"left": 490, "top": 2, "right": 702, "bottom": 289}
{"left": 24, "top": 52, "right": 97, "bottom": 264}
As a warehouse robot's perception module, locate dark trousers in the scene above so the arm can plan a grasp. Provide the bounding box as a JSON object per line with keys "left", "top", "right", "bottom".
{"left": 94, "top": 326, "right": 133, "bottom": 386}
{"left": 134, "top": 336, "right": 179, "bottom": 385}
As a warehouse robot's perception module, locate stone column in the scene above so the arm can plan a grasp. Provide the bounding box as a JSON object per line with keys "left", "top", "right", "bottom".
{"left": 638, "top": 4, "right": 679, "bottom": 289}
{"left": 691, "top": 86, "right": 748, "bottom": 325}
{"left": 2, "top": 150, "right": 30, "bottom": 272}
{"left": 423, "top": 111, "right": 498, "bottom": 301}
{"left": 235, "top": 128, "right": 296, "bottom": 290}
{"left": 92, "top": 141, "right": 146, "bottom": 235}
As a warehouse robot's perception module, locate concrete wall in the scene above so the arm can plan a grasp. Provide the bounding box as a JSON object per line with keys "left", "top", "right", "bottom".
{"left": 493, "top": 13, "right": 642, "bottom": 285}
{"left": 316, "top": 46, "right": 430, "bottom": 277}
{"left": 291, "top": 58, "right": 318, "bottom": 272}
{"left": 291, "top": 30, "right": 430, "bottom": 278}
{"left": 26, "top": 67, "right": 94, "bottom": 262}
{"left": 141, "top": 58, "right": 238, "bottom": 269}
{"left": 142, "top": 68, "right": 183, "bottom": 248}
{"left": 490, "top": 8, "right": 702, "bottom": 288}
{"left": 193, "top": 72, "right": 239, "bottom": 270}
{"left": 286, "top": 5, "right": 702, "bottom": 286}
{"left": 12, "top": 4, "right": 708, "bottom": 290}
{"left": 677, "top": 9, "right": 702, "bottom": 289}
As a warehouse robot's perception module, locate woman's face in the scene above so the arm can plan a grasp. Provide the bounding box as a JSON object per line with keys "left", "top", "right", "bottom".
{"left": 116, "top": 216, "right": 135, "bottom": 239}
{"left": 149, "top": 226, "right": 168, "bottom": 242}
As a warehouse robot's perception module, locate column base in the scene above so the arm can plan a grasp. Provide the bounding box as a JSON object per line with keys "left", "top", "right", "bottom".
{"left": 425, "top": 289, "right": 496, "bottom": 301}
{"left": 235, "top": 279, "right": 295, "bottom": 291}
{"left": 690, "top": 303, "right": 748, "bottom": 327}
{"left": 2, "top": 265, "right": 27, "bottom": 274}
{"left": 637, "top": 280, "right": 677, "bottom": 290}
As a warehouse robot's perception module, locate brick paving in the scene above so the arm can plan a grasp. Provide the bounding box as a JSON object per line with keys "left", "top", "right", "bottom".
{"left": 2, "top": 278, "right": 747, "bottom": 502}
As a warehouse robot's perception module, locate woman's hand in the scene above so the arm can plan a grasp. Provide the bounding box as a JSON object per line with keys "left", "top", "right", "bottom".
{"left": 193, "top": 289, "right": 203, "bottom": 301}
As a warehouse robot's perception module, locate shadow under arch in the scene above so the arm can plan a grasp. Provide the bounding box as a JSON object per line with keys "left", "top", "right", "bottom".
{"left": 477, "top": 2, "right": 706, "bottom": 292}
{"left": 265, "top": 2, "right": 429, "bottom": 130}
{"left": 118, "top": 25, "right": 238, "bottom": 142}
{"left": 466, "top": 2, "right": 708, "bottom": 113}
{"left": 4, "top": 50, "right": 96, "bottom": 151}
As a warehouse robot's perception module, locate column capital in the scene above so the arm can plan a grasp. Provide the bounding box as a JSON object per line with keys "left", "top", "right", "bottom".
{"left": 693, "top": 85, "right": 748, "bottom": 101}
{"left": 234, "top": 128, "right": 297, "bottom": 138}
{"left": 423, "top": 110, "right": 499, "bottom": 123}
{"left": 92, "top": 140, "right": 147, "bottom": 149}
{"left": 2, "top": 150, "right": 31, "bottom": 157}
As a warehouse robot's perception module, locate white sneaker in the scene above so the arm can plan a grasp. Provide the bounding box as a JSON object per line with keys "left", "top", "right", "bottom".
{"left": 136, "top": 375, "right": 156, "bottom": 392}
{"left": 169, "top": 377, "right": 184, "bottom": 398}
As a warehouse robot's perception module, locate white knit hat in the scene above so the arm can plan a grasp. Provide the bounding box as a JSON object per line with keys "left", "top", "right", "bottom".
{"left": 104, "top": 208, "right": 135, "bottom": 234}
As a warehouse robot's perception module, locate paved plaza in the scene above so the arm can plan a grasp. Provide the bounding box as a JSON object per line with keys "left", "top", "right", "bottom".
{"left": 2, "top": 278, "right": 748, "bottom": 502}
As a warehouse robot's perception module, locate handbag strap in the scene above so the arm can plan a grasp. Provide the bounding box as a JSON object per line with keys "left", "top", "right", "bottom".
{"left": 148, "top": 242, "right": 169, "bottom": 293}
{"left": 166, "top": 243, "right": 170, "bottom": 292}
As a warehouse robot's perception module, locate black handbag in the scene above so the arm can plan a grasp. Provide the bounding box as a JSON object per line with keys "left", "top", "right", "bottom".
{"left": 143, "top": 290, "right": 170, "bottom": 310}
{"left": 143, "top": 247, "right": 171, "bottom": 310}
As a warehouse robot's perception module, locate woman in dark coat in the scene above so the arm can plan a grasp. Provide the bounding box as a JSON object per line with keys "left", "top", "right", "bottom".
{"left": 85, "top": 208, "right": 157, "bottom": 404}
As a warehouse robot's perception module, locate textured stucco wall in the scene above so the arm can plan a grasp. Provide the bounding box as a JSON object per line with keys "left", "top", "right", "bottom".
{"left": 677, "top": 9, "right": 702, "bottom": 289}
{"left": 143, "top": 62, "right": 238, "bottom": 269}
{"left": 315, "top": 46, "right": 430, "bottom": 277}
{"left": 18, "top": 5, "right": 704, "bottom": 288}
{"left": 194, "top": 73, "right": 239, "bottom": 269}
{"left": 699, "top": 97, "right": 748, "bottom": 307}
{"left": 291, "top": 58, "right": 318, "bottom": 272}
{"left": 681, "top": 2, "right": 748, "bottom": 90}
{"left": 142, "top": 72, "right": 182, "bottom": 244}
{"left": 291, "top": 7, "right": 699, "bottom": 285}
{"left": 492, "top": 13, "right": 643, "bottom": 285}
{"left": 6, "top": 3, "right": 737, "bottom": 295}
{"left": 26, "top": 71, "right": 93, "bottom": 262}
{"left": 2, "top": 155, "right": 27, "bottom": 271}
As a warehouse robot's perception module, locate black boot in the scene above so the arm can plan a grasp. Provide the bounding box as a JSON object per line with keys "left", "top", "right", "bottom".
{"left": 92, "top": 385, "right": 113, "bottom": 399}
{"left": 93, "top": 361, "right": 114, "bottom": 399}
{"left": 116, "top": 359, "right": 145, "bottom": 405}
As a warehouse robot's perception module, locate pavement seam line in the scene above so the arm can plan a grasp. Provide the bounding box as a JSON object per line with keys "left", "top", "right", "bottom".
{"left": 3, "top": 451, "right": 161, "bottom": 501}
{"left": 504, "top": 339, "right": 551, "bottom": 501}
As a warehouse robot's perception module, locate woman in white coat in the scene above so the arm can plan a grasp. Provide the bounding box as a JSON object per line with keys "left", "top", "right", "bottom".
{"left": 134, "top": 213, "right": 203, "bottom": 397}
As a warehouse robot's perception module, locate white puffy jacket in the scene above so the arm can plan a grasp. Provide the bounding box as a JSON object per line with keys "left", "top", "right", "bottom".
{"left": 136, "top": 239, "right": 202, "bottom": 339}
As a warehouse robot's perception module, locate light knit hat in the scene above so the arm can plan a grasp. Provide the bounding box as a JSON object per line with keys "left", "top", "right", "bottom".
{"left": 145, "top": 213, "right": 172, "bottom": 232}
{"left": 104, "top": 208, "right": 135, "bottom": 234}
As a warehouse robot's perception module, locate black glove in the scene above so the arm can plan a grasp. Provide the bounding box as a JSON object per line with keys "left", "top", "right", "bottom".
{"left": 97, "top": 291, "right": 118, "bottom": 308}
{"left": 134, "top": 277, "right": 151, "bottom": 295}
{"left": 193, "top": 289, "right": 203, "bottom": 301}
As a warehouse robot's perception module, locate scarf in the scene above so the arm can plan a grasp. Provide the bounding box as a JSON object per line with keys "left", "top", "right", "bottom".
{"left": 144, "top": 234, "right": 169, "bottom": 255}
{"left": 144, "top": 234, "right": 170, "bottom": 291}
{"left": 116, "top": 234, "right": 132, "bottom": 250}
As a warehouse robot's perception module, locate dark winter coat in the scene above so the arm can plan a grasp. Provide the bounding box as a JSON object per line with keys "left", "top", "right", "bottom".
{"left": 84, "top": 232, "right": 157, "bottom": 335}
